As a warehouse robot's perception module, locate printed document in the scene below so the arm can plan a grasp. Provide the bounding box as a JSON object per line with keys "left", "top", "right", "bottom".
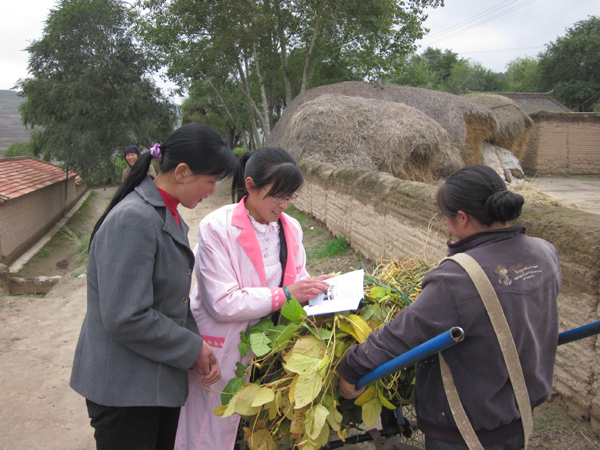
{"left": 304, "top": 269, "right": 364, "bottom": 316}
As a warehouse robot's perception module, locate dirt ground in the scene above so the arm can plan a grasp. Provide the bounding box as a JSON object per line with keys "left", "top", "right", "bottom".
{"left": 0, "top": 177, "right": 598, "bottom": 450}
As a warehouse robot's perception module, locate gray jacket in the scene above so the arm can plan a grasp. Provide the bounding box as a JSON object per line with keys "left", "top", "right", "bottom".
{"left": 70, "top": 176, "right": 203, "bottom": 407}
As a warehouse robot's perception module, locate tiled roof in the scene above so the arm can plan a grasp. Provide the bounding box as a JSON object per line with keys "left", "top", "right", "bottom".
{"left": 0, "top": 156, "right": 76, "bottom": 201}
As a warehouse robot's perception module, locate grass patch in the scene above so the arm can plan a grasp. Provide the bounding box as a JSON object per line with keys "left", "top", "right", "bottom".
{"left": 315, "top": 236, "right": 349, "bottom": 259}
{"left": 35, "top": 249, "right": 50, "bottom": 259}
{"left": 67, "top": 269, "right": 86, "bottom": 280}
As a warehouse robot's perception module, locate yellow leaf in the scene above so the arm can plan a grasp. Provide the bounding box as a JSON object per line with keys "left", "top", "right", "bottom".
{"left": 314, "top": 422, "right": 331, "bottom": 447}
{"left": 377, "top": 388, "right": 396, "bottom": 410}
{"left": 288, "top": 375, "right": 298, "bottom": 404}
{"left": 213, "top": 405, "right": 227, "bottom": 416}
{"left": 283, "top": 354, "right": 321, "bottom": 374}
{"left": 294, "top": 371, "right": 322, "bottom": 409}
{"left": 354, "top": 386, "right": 376, "bottom": 406}
{"left": 223, "top": 391, "right": 242, "bottom": 418}
{"left": 334, "top": 341, "right": 348, "bottom": 358}
{"left": 251, "top": 387, "right": 275, "bottom": 407}
{"left": 346, "top": 314, "right": 372, "bottom": 343}
{"left": 326, "top": 407, "right": 343, "bottom": 431}
{"left": 337, "top": 319, "right": 360, "bottom": 342}
{"left": 290, "top": 408, "right": 307, "bottom": 436}
{"left": 234, "top": 383, "right": 261, "bottom": 416}
{"left": 246, "top": 428, "right": 276, "bottom": 450}
{"left": 361, "top": 398, "right": 382, "bottom": 428}
{"left": 305, "top": 404, "right": 329, "bottom": 440}
{"left": 286, "top": 335, "right": 323, "bottom": 360}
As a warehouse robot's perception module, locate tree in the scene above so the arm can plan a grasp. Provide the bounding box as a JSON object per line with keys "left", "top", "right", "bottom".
{"left": 504, "top": 56, "right": 540, "bottom": 92}
{"left": 136, "top": 0, "right": 442, "bottom": 142}
{"left": 18, "top": 0, "right": 177, "bottom": 184}
{"left": 538, "top": 16, "right": 600, "bottom": 111}
{"left": 441, "top": 60, "right": 508, "bottom": 95}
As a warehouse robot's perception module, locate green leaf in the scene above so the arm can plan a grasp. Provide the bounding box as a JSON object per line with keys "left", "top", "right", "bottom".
{"left": 275, "top": 323, "right": 298, "bottom": 346}
{"left": 362, "top": 398, "right": 382, "bottom": 428}
{"left": 249, "top": 318, "right": 274, "bottom": 334}
{"left": 281, "top": 298, "right": 307, "bottom": 322}
{"left": 234, "top": 362, "right": 248, "bottom": 378}
{"left": 294, "top": 371, "right": 322, "bottom": 409}
{"left": 283, "top": 354, "right": 321, "bottom": 374}
{"left": 221, "top": 376, "right": 245, "bottom": 406}
{"left": 303, "top": 323, "right": 333, "bottom": 340}
{"left": 250, "top": 332, "right": 272, "bottom": 357}
{"left": 238, "top": 341, "right": 250, "bottom": 357}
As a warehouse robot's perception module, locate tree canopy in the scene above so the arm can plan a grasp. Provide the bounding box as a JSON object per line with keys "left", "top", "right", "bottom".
{"left": 538, "top": 16, "right": 600, "bottom": 112}
{"left": 135, "top": 0, "right": 442, "bottom": 146}
{"left": 18, "top": 0, "right": 177, "bottom": 183}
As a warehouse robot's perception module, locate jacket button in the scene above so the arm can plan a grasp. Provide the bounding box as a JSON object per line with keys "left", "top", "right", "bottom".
{"left": 182, "top": 297, "right": 188, "bottom": 304}
{"left": 187, "top": 269, "right": 192, "bottom": 276}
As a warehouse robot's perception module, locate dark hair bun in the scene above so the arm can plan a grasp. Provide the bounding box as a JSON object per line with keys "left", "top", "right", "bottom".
{"left": 485, "top": 190, "right": 524, "bottom": 222}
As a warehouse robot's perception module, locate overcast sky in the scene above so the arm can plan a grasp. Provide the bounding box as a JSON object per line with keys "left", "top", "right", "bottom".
{"left": 2, "top": 0, "right": 599, "bottom": 96}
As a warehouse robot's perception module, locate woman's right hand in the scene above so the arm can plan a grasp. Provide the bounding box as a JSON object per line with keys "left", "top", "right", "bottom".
{"left": 192, "top": 342, "right": 221, "bottom": 387}
{"left": 287, "top": 276, "right": 332, "bottom": 304}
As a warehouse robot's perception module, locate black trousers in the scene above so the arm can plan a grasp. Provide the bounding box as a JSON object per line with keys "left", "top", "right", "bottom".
{"left": 86, "top": 399, "right": 181, "bottom": 450}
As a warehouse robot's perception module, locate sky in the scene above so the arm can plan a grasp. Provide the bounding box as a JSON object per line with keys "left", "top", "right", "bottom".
{"left": 1, "top": 0, "right": 600, "bottom": 97}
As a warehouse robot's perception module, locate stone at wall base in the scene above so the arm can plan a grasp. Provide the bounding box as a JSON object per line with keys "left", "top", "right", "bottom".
{"left": 0, "top": 264, "right": 10, "bottom": 295}
{"left": 9, "top": 276, "right": 62, "bottom": 295}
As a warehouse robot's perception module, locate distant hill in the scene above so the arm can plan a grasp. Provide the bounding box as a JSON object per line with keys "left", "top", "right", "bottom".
{"left": 0, "top": 90, "right": 32, "bottom": 151}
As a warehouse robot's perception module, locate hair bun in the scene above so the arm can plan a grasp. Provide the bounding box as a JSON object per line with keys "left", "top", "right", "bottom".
{"left": 485, "top": 190, "right": 524, "bottom": 222}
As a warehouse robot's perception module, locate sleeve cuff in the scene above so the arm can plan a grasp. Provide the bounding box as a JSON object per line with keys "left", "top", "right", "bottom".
{"left": 271, "top": 287, "right": 285, "bottom": 312}
{"left": 337, "top": 353, "right": 363, "bottom": 385}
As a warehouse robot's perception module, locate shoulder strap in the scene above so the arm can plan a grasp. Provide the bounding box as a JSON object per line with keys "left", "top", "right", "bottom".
{"left": 278, "top": 219, "right": 288, "bottom": 288}
{"left": 439, "top": 253, "right": 533, "bottom": 450}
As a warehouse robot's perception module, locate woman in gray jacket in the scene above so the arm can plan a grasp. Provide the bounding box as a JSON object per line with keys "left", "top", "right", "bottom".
{"left": 70, "top": 123, "right": 237, "bottom": 450}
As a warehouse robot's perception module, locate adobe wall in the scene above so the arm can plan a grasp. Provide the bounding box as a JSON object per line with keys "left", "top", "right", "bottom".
{"left": 522, "top": 113, "right": 600, "bottom": 175}
{"left": 297, "top": 161, "right": 600, "bottom": 435}
{"left": 0, "top": 177, "right": 84, "bottom": 265}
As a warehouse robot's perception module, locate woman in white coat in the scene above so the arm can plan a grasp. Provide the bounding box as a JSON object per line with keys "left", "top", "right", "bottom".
{"left": 175, "top": 147, "right": 332, "bottom": 450}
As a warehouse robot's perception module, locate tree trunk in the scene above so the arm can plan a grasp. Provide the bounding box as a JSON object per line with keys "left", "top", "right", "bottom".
{"left": 301, "top": 0, "right": 325, "bottom": 94}
{"left": 275, "top": 0, "right": 292, "bottom": 104}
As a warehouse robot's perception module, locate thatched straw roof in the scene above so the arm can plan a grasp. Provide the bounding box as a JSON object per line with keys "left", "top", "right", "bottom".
{"left": 281, "top": 94, "right": 460, "bottom": 182}
{"left": 464, "top": 93, "right": 534, "bottom": 161}
{"left": 268, "top": 81, "right": 534, "bottom": 171}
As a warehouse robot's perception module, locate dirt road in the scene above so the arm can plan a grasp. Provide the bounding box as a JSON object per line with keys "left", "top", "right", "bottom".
{"left": 0, "top": 181, "right": 234, "bottom": 450}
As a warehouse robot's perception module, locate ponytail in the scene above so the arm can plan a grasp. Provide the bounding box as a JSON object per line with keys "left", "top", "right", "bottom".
{"left": 89, "top": 152, "right": 155, "bottom": 249}
{"left": 231, "top": 147, "right": 303, "bottom": 203}
{"left": 90, "top": 123, "right": 237, "bottom": 250}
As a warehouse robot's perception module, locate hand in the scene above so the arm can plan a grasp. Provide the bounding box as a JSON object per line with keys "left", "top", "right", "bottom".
{"left": 287, "top": 276, "right": 332, "bottom": 305}
{"left": 192, "top": 342, "right": 221, "bottom": 387}
{"left": 339, "top": 377, "right": 365, "bottom": 399}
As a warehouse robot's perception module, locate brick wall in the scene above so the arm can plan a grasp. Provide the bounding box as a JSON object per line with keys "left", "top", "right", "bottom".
{"left": 0, "top": 177, "right": 84, "bottom": 265}
{"left": 523, "top": 113, "right": 600, "bottom": 175}
{"left": 297, "top": 160, "right": 600, "bottom": 436}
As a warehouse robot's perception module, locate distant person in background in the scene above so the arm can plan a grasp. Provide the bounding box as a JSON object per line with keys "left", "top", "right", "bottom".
{"left": 122, "top": 145, "right": 156, "bottom": 183}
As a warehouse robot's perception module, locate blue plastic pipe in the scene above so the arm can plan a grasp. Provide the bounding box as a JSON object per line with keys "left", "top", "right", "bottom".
{"left": 355, "top": 327, "right": 465, "bottom": 390}
{"left": 558, "top": 320, "right": 600, "bottom": 346}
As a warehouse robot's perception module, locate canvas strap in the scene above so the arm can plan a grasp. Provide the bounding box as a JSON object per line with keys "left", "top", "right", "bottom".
{"left": 438, "top": 252, "right": 533, "bottom": 450}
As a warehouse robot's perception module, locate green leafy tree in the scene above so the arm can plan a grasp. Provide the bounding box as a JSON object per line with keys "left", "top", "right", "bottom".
{"left": 18, "top": 0, "right": 177, "bottom": 184}
{"left": 441, "top": 60, "right": 508, "bottom": 95}
{"left": 538, "top": 16, "right": 600, "bottom": 111}
{"left": 504, "top": 56, "right": 540, "bottom": 92}
{"left": 136, "top": 0, "right": 442, "bottom": 141}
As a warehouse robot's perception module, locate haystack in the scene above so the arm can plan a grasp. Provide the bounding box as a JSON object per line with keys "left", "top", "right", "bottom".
{"left": 281, "top": 94, "right": 454, "bottom": 183}
{"left": 268, "top": 81, "right": 533, "bottom": 171}
{"left": 464, "top": 93, "right": 534, "bottom": 161}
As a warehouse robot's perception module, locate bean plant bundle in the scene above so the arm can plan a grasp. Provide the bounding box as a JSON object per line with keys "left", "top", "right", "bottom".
{"left": 214, "top": 259, "right": 431, "bottom": 450}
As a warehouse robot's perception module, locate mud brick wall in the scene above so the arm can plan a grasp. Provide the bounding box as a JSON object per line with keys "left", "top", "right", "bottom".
{"left": 0, "top": 178, "right": 84, "bottom": 265}
{"left": 297, "top": 160, "right": 600, "bottom": 435}
{"left": 522, "top": 113, "right": 600, "bottom": 175}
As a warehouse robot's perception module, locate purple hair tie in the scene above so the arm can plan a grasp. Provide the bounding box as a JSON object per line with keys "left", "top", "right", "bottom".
{"left": 150, "top": 143, "right": 162, "bottom": 160}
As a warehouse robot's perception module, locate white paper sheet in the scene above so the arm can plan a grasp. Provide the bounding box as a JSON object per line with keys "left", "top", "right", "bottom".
{"left": 303, "top": 269, "right": 365, "bottom": 316}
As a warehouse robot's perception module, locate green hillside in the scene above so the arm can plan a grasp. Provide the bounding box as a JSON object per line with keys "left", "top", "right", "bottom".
{"left": 0, "top": 90, "right": 32, "bottom": 151}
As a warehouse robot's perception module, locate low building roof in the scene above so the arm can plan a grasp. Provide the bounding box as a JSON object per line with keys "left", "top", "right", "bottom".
{"left": 464, "top": 90, "right": 571, "bottom": 114}
{"left": 0, "top": 156, "right": 76, "bottom": 202}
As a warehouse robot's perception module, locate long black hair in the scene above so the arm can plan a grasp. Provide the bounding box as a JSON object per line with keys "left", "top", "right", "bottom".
{"left": 436, "top": 165, "right": 524, "bottom": 226}
{"left": 90, "top": 123, "right": 237, "bottom": 248}
{"left": 231, "top": 147, "right": 303, "bottom": 203}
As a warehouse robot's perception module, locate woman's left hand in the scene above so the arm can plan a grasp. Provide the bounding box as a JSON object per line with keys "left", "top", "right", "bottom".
{"left": 339, "top": 377, "right": 365, "bottom": 399}
{"left": 192, "top": 342, "right": 221, "bottom": 387}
